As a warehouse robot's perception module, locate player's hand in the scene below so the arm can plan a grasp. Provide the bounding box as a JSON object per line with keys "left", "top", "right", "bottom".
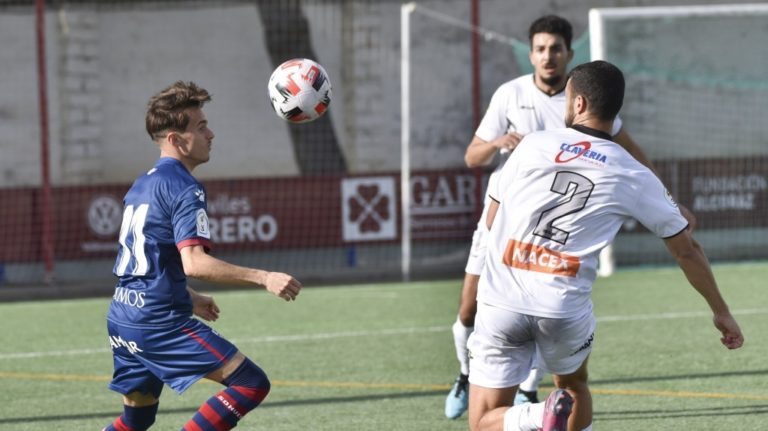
{"left": 191, "top": 292, "right": 220, "bottom": 322}
{"left": 265, "top": 271, "right": 302, "bottom": 301}
{"left": 494, "top": 132, "right": 525, "bottom": 152}
{"left": 713, "top": 313, "right": 744, "bottom": 349}
{"left": 678, "top": 204, "right": 697, "bottom": 231}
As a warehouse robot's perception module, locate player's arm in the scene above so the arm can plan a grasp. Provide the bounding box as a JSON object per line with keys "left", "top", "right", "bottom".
{"left": 180, "top": 244, "right": 301, "bottom": 301}
{"left": 614, "top": 128, "right": 697, "bottom": 229}
{"left": 186, "top": 286, "right": 220, "bottom": 321}
{"left": 485, "top": 199, "right": 499, "bottom": 230}
{"left": 464, "top": 134, "right": 524, "bottom": 168}
{"left": 663, "top": 230, "right": 743, "bottom": 349}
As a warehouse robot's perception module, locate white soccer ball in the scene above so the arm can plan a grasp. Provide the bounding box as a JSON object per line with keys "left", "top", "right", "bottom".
{"left": 268, "top": 58, "right": 332, "bottom": 123}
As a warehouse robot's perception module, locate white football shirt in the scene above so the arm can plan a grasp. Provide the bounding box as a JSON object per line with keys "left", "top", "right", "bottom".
{"left": 475, "top": 74, "right": 624, "bottom": 205}
{"left": 480, "top": 125, "right": 688, "bottom": 318}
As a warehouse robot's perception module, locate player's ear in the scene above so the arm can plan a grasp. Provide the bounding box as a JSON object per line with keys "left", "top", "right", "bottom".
{"left": 575, "top": 94, "right": 587, "bottom": 115}
{"left": 168, "top": 132, "right": 189, "bottom": 154}
{"left": 566, "top": 48, "right": 574, "bottom": 63}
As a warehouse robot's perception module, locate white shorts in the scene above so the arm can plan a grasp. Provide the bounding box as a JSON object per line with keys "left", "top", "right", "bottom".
{"left": 468, "top": 302, "right": 595, "bottom": 389}
{"left": 464, "top": 205, "right": 491, "bottom": 275}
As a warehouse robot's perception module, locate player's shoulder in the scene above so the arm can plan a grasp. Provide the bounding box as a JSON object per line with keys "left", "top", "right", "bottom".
{"left": 492, "top": 74, "right": 534, "bottom": 97}
{"left": 520, "top": 126, "right": 573, "bottom": 145}
{"left": 132, "top": 158, "right": 201, "bottom": 199}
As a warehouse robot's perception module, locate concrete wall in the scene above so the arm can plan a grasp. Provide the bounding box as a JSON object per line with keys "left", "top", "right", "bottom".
{"left": 0, "top": 0, "right": 761, "bottom": 187}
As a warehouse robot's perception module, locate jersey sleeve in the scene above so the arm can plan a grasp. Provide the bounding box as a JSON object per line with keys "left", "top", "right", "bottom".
{"left": 630, "top": 173, "right": 689, "bottom": 238}
{"left": 172, "top": 184, "right": 213, "bottom": 251}
{"left": 488, "top": 138, "right": 526, "bottom": 202}
{"left": 475, "top": 84, "right": 514, "bottom": 142}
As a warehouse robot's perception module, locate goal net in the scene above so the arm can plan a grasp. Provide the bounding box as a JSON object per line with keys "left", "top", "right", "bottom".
{"left": 590, "top": 4, "right": 768, "bottom": 265}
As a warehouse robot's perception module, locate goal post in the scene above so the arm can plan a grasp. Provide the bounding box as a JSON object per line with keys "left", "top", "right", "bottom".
{"left": 400, "top": 2, "right": 527, "bottom": 281}
{"left": 589, "top": 3, "right": 768, "bottom": 265}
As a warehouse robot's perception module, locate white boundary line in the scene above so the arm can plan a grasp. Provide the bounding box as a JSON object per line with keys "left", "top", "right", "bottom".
{"left": 1, "top": 308, "right": 765, "bottom": 360}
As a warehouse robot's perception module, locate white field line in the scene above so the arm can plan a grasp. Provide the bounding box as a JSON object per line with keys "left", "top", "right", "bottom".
{"left": 1, "top": 308, "right": 765, "bottom": 360}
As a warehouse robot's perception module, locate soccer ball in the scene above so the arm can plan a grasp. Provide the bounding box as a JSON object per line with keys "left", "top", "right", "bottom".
{"left": 268, "top": 58, "right": 332, "bottom": 123}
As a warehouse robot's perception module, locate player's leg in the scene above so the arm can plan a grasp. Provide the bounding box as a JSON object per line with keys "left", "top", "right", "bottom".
{"left": 446, "top": 221, "right": 486, "bottom": 419}
{"left": 468, "top": 302, "right": 538, "bottom": 431}
{"left": 170, "top": 319, "right": 269, "bottom": 431}
{"left": 552, "top": 359, "right": 591, "bottom": 431}
{"left": 514, "top": 366, "right": 544, "bottom": 405}
{"left": 103, "top": 392, "right": 161, "bottom": 431}
{"left": 104, "top": 322, "right": 164, "bottom": 431}
{"left": 447, "top": 273, "right": 479, "bottom": 415}
{"left": 452, "top": 272, "right": 479, "bottom": 378}
{"left": 534, "top": 309, "right": 596, "bottom": 431}
{"left": 468, "top": 384, "right": 518, "bottom": 431}
{"left": 182, "top": 351, "right": 271, "bottom": 431}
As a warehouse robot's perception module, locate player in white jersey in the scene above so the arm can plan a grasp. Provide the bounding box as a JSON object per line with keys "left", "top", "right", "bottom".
{"left": 445, "top": 15, "right": 696, "bottom": 420}
{"left": 466, "top": 60, "right": 743, "bottom": 431}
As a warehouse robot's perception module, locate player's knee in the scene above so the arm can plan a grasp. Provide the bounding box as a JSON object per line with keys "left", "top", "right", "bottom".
{"left": 223, "top": 357, "right": 271, "bottom": 405}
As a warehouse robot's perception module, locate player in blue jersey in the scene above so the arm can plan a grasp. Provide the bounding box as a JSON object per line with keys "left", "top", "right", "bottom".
{"left": 103, "top": 81, "right": 302, "bottom": 431}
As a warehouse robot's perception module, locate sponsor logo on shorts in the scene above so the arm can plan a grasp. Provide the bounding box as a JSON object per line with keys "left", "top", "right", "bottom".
{"left": 570, "top": 332, "right": 594, "bottom": 356}
{"left": 502, "top": 240, "right": 580, "bottom": 277}
{"left": 108, "top": 335, "right": 144, "bottom": 354}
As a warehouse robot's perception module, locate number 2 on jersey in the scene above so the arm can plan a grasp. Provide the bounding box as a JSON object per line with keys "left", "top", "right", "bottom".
{"left": 115, "top": 204, "right": 150, "bottom": 276}
{"left": 533, "top": 171, "right": 594, "bottom": 244}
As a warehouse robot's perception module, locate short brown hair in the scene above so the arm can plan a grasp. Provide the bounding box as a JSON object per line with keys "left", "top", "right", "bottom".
{"left": 145, "top": 81, "right": 212, "bottom": 140}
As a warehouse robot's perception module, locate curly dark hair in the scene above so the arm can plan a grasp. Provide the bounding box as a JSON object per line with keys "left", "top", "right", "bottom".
{"left": 529, "top": 15, "right": 573, "bottom": 50}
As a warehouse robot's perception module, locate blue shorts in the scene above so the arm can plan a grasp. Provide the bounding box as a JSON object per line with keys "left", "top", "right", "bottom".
{"left": 107, "top": 318, "right": 239, "bottom": 396}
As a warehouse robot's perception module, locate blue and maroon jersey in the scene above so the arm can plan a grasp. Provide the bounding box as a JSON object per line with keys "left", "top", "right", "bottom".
{"left": 107, "top": 157, "right": 212, "bottom": 328}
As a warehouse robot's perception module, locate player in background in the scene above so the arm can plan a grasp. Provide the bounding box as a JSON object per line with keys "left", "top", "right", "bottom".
{"left": 467, "top": 60, "right": 743, "bottom": 431}
{"left": 103, "top": 81, "right": 302, "bottom": 431}
{"left": 445, "top": 15, "right": 696, "bottom": 419}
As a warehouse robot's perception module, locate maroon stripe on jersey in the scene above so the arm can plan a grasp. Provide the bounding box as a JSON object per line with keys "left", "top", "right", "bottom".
{"left": 182, "top": 328, "right": 226, "bottom": 361}
{"left": 176, "top": 238, "right": 212, "bottom": 252}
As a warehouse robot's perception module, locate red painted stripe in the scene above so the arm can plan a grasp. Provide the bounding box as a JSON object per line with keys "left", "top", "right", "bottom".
{"left": 182, "top": 328, "right": 226, "bottom": 361}
{"left": 199, "top": 402, "right": 230, "bottom": 431}
{"left": 114, "top": 417, "right": 136, "bottom": 431}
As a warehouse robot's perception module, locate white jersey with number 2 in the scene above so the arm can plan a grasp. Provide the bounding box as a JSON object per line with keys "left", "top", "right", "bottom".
{"left": 481, "top": 125, "right": 688, "bottom": 319}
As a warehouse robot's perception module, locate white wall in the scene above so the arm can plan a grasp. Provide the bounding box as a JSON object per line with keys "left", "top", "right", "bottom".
{"left": 0, "top": 0, "right": 760, "bottom": 186}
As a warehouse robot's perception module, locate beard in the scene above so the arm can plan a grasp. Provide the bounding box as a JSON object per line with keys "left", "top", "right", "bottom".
{"left": 539, "top": 73, "right": 564, "bottom": 88}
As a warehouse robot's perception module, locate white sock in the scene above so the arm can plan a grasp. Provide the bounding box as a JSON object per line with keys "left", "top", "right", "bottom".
{"left": 452, "top": 316, "right": 473, "bottom": 376}
{"left": 503, "top": 402, "right": 545, "bottom": 431}
{"left": 597, "top": 244, "right": 615, "bottom": 277}
{"left": 519, "top": 367, "right": 545, "bottom": 392}
{"left": 581, "top": 425, "right": 593, "bottom": 431}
